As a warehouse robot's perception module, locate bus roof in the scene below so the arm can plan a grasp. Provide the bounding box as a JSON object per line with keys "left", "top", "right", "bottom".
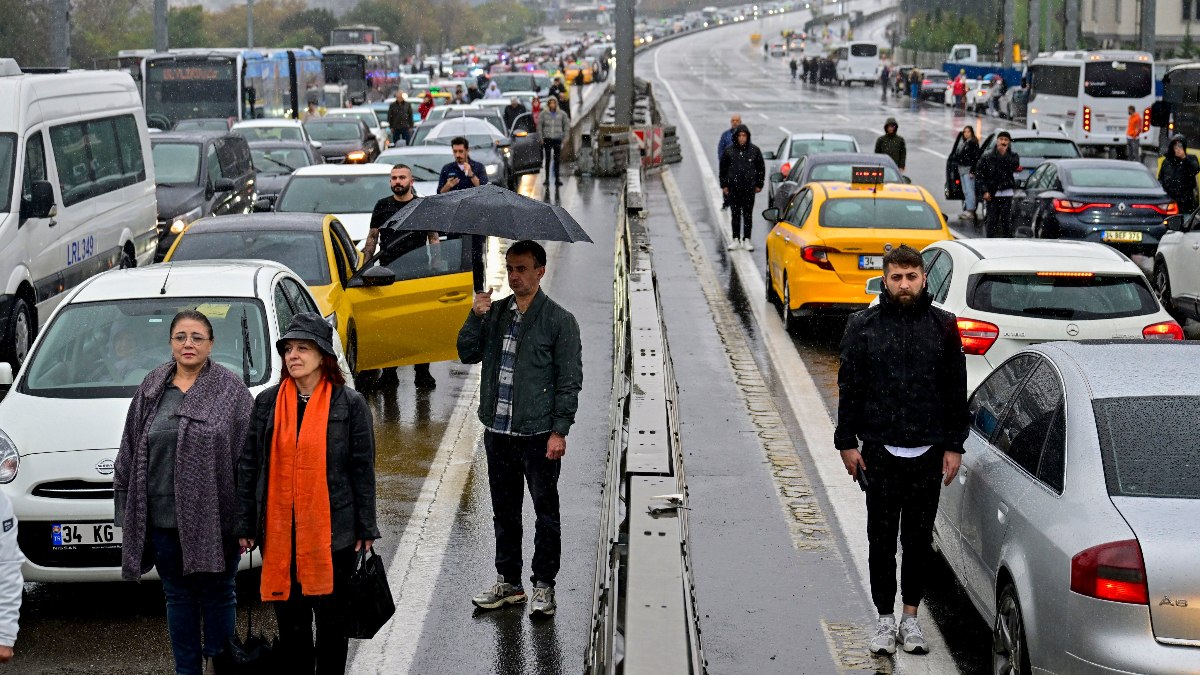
{"left": 1032, "top": 50, "right": 1152, "bottom": 64}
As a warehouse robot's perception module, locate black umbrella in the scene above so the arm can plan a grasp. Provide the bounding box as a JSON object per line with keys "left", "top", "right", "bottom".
{"left": 382, "top": 183, "right": 593, "bottom": 243}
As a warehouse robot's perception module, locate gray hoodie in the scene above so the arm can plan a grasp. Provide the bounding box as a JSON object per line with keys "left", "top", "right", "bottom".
{"left": 537, "top": 108, "right": 569, "bottom": 141}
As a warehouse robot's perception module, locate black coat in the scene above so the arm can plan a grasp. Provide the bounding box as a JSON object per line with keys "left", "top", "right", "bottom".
{"left": 719, "top": 124, "right": 765, "bottom": 193}
{"left": 234, "top": 383, "right": 379, "bottom": 552}
{"left": 975, "top": 148, "right": 1021, "bottom": 196}
{"left": 954, "top": 136, "right": 981, "bottom": 168}
{"left": 1159, "top": 154, "right": 1200, "bottom": 214}
{"left": 835, "top": 289, "right": 969, "bottom": 453}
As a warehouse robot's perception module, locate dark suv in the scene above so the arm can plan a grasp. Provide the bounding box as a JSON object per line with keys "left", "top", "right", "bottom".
{"left": 150, "top": 131, "right": 256, "bottom": 261}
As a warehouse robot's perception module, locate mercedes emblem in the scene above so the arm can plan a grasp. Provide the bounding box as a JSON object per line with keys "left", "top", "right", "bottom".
{"left": 1066, "top": 323, "right": 1080, "bottom": 337}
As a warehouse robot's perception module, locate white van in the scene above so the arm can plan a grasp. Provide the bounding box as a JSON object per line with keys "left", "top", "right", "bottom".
{"left": 0, "top": 59, "right": 157, "bottom": 368}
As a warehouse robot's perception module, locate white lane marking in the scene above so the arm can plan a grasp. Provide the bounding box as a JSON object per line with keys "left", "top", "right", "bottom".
{"left": 920, "top": 147, "right": 949, "bottom": 159}
{"left": 778, "top": 125, "right": 793, "bottom": 136}
{"left": 758, "top": 112, "right": 770, "bottom": 120}
{"left": 653, "top": 39, "right": 960, "bottom": 675}
{"left": 836, "top": 114, "right": 850, "bottom": 121}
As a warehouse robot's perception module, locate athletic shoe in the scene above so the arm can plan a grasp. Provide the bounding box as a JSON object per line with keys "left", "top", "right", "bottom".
{"left": 742, "top": 239, "right": 755, "bottom": 251}
{"left": 869, "top": 615, "right": 898, "bottom": 655}
{"left": 898, "top": 615, "right": 928, "bottom": 654}
{"left": 727, "top": 240, "right": 741, "bottom": 251}
{"left": 529, "top": 583, "right": 556, "bottom": 617}
{"left": 471, "top": 576, "right": 526, "bottom": 610}
{"left": 957, "top": 211, "right": 973, "bottom": 220}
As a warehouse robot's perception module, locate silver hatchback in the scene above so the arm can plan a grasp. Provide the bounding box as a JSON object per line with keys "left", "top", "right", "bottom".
{"left": 936, "top": 341, "right": 1200, "bottom": 673}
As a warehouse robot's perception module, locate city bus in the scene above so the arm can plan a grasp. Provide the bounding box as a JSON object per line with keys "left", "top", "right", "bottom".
{"left": 833, "top": 42, "right": 880, "bottom": 85}
{"left": 321, "top": 43, "right": 402, "bottom": 103}
{"left": 1026, "top": 50, "right": 1155, "bottom": 153}
{"left": 126, "top": 48, "right": 324, "bottom": 129}
{"left": 330, "top": 25, "right": 382, "bottom": 46}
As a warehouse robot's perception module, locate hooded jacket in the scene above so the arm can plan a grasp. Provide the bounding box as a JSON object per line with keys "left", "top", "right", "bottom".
{"left": 874, "top": 119, "right": 907, "bottom": 169}
{"left": 975, "top": 144, "right": 1021, "bottom": 196}
{"left": 1158, "top": 135, "right": 1200, "bottom": 214}
{"left": 719, "top": 124, "right": 765, "bottom": 192}
{"left": 835, "top": 288, "right": 969, "bottom": 453}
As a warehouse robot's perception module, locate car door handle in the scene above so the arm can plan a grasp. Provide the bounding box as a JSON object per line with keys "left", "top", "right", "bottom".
{"left": 438, "top": 291, "right": 470, "bottom": 303}
{"left": 997, "top": 502, "right": 1009, "bottom": 524}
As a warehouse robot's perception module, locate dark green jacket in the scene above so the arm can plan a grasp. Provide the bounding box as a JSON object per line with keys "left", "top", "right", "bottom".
{"left": 874, "top": 133, "right": 907, "bottom": 170}
{"left": 457, "top": 289, "right": 582, "bottom": 436}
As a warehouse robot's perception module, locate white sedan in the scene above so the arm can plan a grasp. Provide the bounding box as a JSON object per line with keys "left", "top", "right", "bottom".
{"left": 231, "top": 118, "right": 321, "bottom": 149}
{"left": 273, "top": 163, "right": 394, "bottom": 245}
{"left": 0, "top": 261, "right": 350, "bottom": 581}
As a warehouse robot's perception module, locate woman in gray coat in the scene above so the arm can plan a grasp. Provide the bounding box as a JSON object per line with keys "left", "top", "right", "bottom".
{"left": 113, "top": 309, "right": 254, "bottom": 675}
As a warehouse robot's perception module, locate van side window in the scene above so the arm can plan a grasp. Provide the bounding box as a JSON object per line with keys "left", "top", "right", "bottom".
{"left": 50, "top": 124, "right": 90, "bottom": 205}
{"left": 49, "top": 114, "right": 146, "bottom": 207}
{"left": 114, "top": 115, "right": 145, "bottom": 181}
{"left": 86, "top": 118, "right": 123, "bottom": 193}
{"left": 22, "top": 132, "right": 47, "bottom": 209}
{"left": 216, "top": 140, "right": 243, "bottom": 180}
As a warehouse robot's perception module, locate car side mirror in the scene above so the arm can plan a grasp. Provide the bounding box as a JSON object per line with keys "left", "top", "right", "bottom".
{"left": 514, "top": 130, "right": 529, "bottom": 138}
{"left": 311, "top": 140, "right": 323, "bottom": 150}
{"left": 361, "top": 265, "right": 396, "bottom": 287}
{"left": 1165, "top": 214, "right": 1185, "bottom": 231}
{"left": 21, "top": 180, "right": 56, "bottom": 219}
{"left": 763, "top": 150, "right": 777, "bottom": 160}
{"left": 865, "top": 276, "right": 882, "bottom": 295}
{"left": 495, "top": 139, "right": 511, "bottom": 148}
{"left": 213, "top": 177, "right": 235, "bottom": 192}
{"left": 253, "top": 197, "right": 274, "bottom": 212}
{"left": 901, "top": 175, "right": 912, "bottom": 184}
{"left": 771, "top": 171, "right": 784, "bottom": 182}
{"left": 762, "top": 207, "right": 780, "bottom": 222}
{"left": 0, "top": 362, "right": 12, "bottom": 388}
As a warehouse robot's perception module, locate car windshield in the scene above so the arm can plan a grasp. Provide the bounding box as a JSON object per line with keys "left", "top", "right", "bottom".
{"left": 250, "top": 148, "right": 312, "bottom": 175}
{"left": 427, "top": 134, "right": 498, "bottom": 149}
{"left": 925, "top": 73, "right": 949, "bottom": 82}
{"left": 968, "top": 273, "right": 1158, "bottom": 320}
{"left": 1094, "top": 396, "right": 1200, "bottom": 498}
{"left": 1084, "top": 61, "right": 1153, "bottom": 98}
{"left": 850, "top": 43, "right": 877, "bottom": 57}
{"left": 819, "top": 198, "right": 942, "bottom": 229}
{"left": 376, "top": 155, "right": 446, "bottom": 181}
{"left": 151, "top": 143, "right": 201, "bottom": 185}
{"left": 171, "top": 230, "right": 330, "bottom": 286}
{"left": 330, "top": 112, "right": 376, "bottom": 128}
{"left": 790, "top": 139, "right": 856, "bottom": 157}
{"left": 0, "top": 134, "right": 14, "bottom": 213}
{"left": 305, "top": 121, "right": 361, "bottom": 141}
{"left": 276, "top": 174, "right": 391, "bottom": 213}
{"left": 1065, "top": 166, "right": 1159, "bottom": 189}
{"left": 236, "top": 126, "right": 304, "bottom": 142}
{"left": 174, "top": 120, "right": 228, "bottom": 132}
{"left": 20, "top": 297, "right": 270, "bottom": 398}
{"left": 1010, "top": 139, "right": 1080, "bottom": 158}
{"left": 809, "top": 163, "right": 902, "bottom": 182}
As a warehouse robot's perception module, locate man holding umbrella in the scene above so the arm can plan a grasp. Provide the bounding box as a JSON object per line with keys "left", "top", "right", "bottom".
{"left": 438, "top": 136, "right": 490, "bottom": 289}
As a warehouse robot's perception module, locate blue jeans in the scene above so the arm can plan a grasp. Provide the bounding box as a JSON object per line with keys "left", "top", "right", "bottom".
{"left": 150, "top": 528, "right": 239, "bottom": 675}
{"left": 958, "top": 165, "right": 976, "bottom": 211}
{"left": 910, "top": 83, "right": 919, "bottom": 99}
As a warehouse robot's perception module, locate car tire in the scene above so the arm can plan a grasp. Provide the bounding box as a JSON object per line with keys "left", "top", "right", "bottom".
{"left": 1154, "top": 261, "right": 1184, "bottom": 322}
{"left": 2, "top": 297, "right": 34, "bottom": 369}
{"left": 766, "top": 260, "right": 779, "bottom": 305}
{"left": 347, "top": 327, "right": 360, "bottom": 376}
{"left": 993, "top": 583, "right": 1032, "bottom": 675}
{"left": 780, "top": 275, "right": 796, "bottom": 332}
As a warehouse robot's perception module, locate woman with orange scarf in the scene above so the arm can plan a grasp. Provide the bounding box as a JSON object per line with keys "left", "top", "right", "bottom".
{"left": 234, "top": 313, "right": 377, "bottom": 674}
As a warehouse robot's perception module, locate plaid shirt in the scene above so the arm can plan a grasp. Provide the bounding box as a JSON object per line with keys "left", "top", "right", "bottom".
{"left": 488, "top": 301, "right": 541, "bottom": 436}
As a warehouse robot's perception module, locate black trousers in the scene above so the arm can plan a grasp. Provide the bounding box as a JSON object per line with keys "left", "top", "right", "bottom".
{"left": 272, "top": 546, "right": 356, "bottom": 675}
{"left": 542, "top": 139, "right": 562, "bottom": 182}
{"left": 484, "top": 431, "right": 561, "bottom": 587}
{"left": 984, "top": 197, "right": 1013, "bottom": 238}
{"left": 862, "top": 444, "right": 943, "bottom": 615}
{"left": 729, "top": 189, "right": 755, "bottom": 239}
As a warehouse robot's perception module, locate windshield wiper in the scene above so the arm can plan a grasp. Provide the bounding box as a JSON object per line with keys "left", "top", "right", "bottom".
{"left": 259, "top": 157, "right": 298, "bottom": 172}
{"left": 413, "top": 163, "right": 442, "bottom": 177}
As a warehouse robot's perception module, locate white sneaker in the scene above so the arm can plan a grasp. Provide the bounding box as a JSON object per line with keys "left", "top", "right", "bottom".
{"left": 898, "top": 615, "right": 928, "bottom": 654}
{"left": 869, "top": 615, "right": 897, "bottom": 655}
{"left": 742, "top": 239, "right": 755, "bottom": 251}
{"left": 727, "top": 240, "right": 741, "bottom": 251}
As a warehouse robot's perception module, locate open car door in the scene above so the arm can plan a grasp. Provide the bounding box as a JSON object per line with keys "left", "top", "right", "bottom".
{"left": 508, "top": 112, "right": 543, "bottom": 176}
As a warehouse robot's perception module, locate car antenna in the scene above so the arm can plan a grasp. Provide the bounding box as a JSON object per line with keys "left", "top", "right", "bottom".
{"left": 159, "top": 263, "right": 172, "bottom": 295}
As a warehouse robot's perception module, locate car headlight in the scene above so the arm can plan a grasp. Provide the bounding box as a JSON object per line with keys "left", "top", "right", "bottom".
{"left": 170, "top": 207, "right": 203, "bottom": 235}
{"left": 486, "top": 164, "right": 499, "bottom": 175}
{"left": 0, "top": 430, "right": 19, "bottom": 484}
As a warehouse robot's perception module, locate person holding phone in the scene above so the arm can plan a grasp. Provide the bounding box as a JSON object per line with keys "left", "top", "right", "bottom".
{"left": 834, "top": 245, "right": 968, "bottom": 658}
{"left": 438, "top": 136, "right": 489, "bottom": 290}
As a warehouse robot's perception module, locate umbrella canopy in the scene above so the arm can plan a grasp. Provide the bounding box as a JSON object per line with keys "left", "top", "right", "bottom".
{"left": 383, "top": 183, "right": 592, "bottom": 243}
{"left": 423, "top": 116, "right": 505, "bottom": 144}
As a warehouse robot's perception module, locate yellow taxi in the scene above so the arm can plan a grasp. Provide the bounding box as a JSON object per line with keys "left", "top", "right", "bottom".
{"left": 563, "top": 60, "right": 595, "bottom": 84}
{"left": 163, "top": 213, "right": 473, "bottom": 374}
{"left": 762, "top": 171, "right": 953, "bottom": 330}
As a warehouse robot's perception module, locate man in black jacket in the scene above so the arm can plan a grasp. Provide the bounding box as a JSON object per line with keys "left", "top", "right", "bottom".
{"left": 718, "top": 124, "right": 765, "bottom": 251}
{"left": 975, "top": 130, "right": 1021, "bottom": 238}
{"left": 387, "top": 93, "right": 414, "bottom": 146}
{"left": 835, "top": 244, "right": 968, "bottom": 657}
{"left": 1158, "top": 134, "right": 1200, "bottom": 215}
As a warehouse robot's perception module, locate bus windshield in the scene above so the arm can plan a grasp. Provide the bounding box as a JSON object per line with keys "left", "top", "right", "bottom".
{"left": 1084, "top": 61, "right": 1152, "bottom": 98}
{"left": 145, "top": 59, "right": 239, "bottom": 127}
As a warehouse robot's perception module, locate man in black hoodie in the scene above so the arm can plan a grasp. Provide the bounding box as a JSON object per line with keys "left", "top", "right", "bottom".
{"left": 836, "top": 244, "right": 968, "bottom": 657}
{"left": 718, "top": 124, "right": 765, "bottom": 251}
{"left": 975, "top": 130, "right": 1021, "bottom": 238}
{"left": 1158, "top": 134, "right": 1200, "bottom": 215}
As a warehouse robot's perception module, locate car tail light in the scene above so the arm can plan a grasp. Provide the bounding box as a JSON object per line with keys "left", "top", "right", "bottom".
{"left": 922, "top": 79, "right": 931, "bottom": 86}
{"left": 1143, "top": 107, "right": 1152, "bottom": 134}
{"left": 1037, "top": 271, "right": 1094, "bottom": 278}
{"left": 1082, "top": 105, "right": 1092, "bottom": 132}
{"left": 1132, "top": 202, "right": 1178, "bottom": 215}
{"left": 1053, "top": 199, "right": 1112, "bottom": 213}
{"left": 801, "top": 245, "right": 836, "bottom": 270}
{"left": 780, "top": 162, "right": 792, "bottom": 177}
{"left": 1143, "top": 321, "right": 1184, "bottom": 340}
{"left": 1071, "top": 540, "right": 1149, "bottom": 605}
{"left": 957, "top": 318, "right": 999, "bottom": 355}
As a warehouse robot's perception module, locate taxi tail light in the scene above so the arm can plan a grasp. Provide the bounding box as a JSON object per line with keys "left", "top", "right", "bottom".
{"left": 1143, "top": 107, "right": 1152, "bottom": 134}
{"left": 1131, "top": 202, "right": 1178, "bottom": 215}
{"left": 1082, "top": 105, "right": 1092, "bottom": 133}
{"left": 1053, "top": 198, "right": 1112, "bottom": 213}
{"left": 957, "top": 318, "right": 999, "bottom": 355}
{"left": 801, "top": 245, "right": 836, "bottom": 270}
{"left": 780, "top": 162, "right": 792, "bottom": 177}
{"left": 1071, "top": 539, "right": 1148, "bottom": 605}
{"left": 1142, "top": 321, "right": 1184, "bottom": 340}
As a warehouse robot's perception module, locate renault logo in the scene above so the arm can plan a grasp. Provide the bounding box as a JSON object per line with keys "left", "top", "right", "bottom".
{"left": 1066, "top": 323, "right": 1080, "bottom": 337}
{"left": 95, "top": 458, "right": 114, "bottom": 476}
{"left": 1117, "top": 202, "right": 1127, "bottom": 212}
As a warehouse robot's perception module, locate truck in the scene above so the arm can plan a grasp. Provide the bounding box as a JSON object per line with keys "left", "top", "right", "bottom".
{"left": 942, "top": 43, "right": 1023, "bottom": 87}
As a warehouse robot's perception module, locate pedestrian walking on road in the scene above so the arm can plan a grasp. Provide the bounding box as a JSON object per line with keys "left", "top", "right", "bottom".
{"left": 537, "top": 96, "right": 569, "bottom": 187}
{"left": 300, "top": 99, "right": 323, "bottom": 122}
{"left": 0, "top": 490, "right": 22, "bottom": 664}
{"left": 504, "top": 96, "right": 530, "bottom": 134}
{"left": 458, "top": 240, "right": 583, "bottom": 618}
{"left": 387, "top": 93, "right": 414, "bottom": 146}
{"left": 874, "top": 118, "right": 906, "bottom": 172}
{"left": 717, "top": 114, "right": 742, "bottom": 210}
{"left": 236, "top": 313, "right": 379, "bottom": 675}
{"left": 1126, "top": 105, "right": 1143, "bottom": 161}
{"left": 908, "top": 68, "right": 921, "bottom": 100}
{"left": 1159, "top": 134, "right": 1200, "bottom": 215}
{"left": 719, "top": 124, "right": 765, "bottom": 250}
{"left": 879, "top": 64, "right": 890, "bottom": 101}
{"left": 952, "top": 70, "right": 968, "bottom": 110}
{"left": 953, "top": 125, "right": 981, "bottom": 220}
{"left": 114, "top": 310, "right": 254, "bottom": 675}
{"left": 789, "top": 58, "right": 798, "bottom": 80}
{"left": 976, "top": 130, "right": 1021, "bottom": 237}
{"left": 835, "top": 244, "right": 968, "bottom": 657}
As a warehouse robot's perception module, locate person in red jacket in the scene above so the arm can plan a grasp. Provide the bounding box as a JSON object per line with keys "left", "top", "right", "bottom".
{"left": 418, "top": 93, "right": 435, "bottom": 121}
{"left": 952, "top": 70, "right": 968, "bottom": 110}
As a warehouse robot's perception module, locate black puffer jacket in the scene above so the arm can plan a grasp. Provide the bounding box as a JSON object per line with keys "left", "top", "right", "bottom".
{"left": 835, "top": 289, "right": 969, "bottom": 453}
{"left": 719, "top": 124, "right": 765, "bottom": 193}
{"left": 1158, "top": 135, "right": 1200, "bottom": 214}
{"left": 234, "top": 383, "right": 379, "bottom": 551}
{"left": 975, "top": 147, "right": 1021, "bottom": 196}
{"left": 954, "top": 135, "right": 981, "bottom": 168}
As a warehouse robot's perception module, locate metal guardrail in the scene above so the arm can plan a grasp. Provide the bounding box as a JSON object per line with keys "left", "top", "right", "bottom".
{"left": 585, "top": 172, "right": 705, "bottom": 675}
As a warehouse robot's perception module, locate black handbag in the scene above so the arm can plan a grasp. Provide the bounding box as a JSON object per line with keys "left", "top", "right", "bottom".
{"left": 341, "top": 547, "right": 395, "bottom": 639}
{"left": 216, "top": 550, "right": 276, "bottom": 673}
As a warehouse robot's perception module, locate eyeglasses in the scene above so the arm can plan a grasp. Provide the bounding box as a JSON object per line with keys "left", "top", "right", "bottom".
{"left": 171, "top": 334, "right": 211, "bottom": 345}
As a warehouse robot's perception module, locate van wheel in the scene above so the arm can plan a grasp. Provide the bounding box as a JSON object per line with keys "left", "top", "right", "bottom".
{"left": 993, "top": 583, "right": 1031, "bottom": 675}
{"left": 3, "top": 298, "right": 35, "bottom": 369}
{"left": 119, "top": 247, "right": 136, "bottom": 269}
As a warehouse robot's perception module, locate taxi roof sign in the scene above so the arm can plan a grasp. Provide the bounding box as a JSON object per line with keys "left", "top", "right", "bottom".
{"left": 851, "top": 166, "right": 886, "bottom": 185}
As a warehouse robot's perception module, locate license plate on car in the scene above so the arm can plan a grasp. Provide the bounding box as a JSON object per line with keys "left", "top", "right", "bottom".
{"left": 1102, "top": 230, "right": 1143, "bottom": 243}
{"left": 52, "top": 522, "right": 121, "bottom": 547}
{"left": 858, "top": 255, "right": 883, "bottom": 270}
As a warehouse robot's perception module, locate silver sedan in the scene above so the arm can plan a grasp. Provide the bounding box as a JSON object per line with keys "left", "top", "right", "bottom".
{"left": 936, "top": 341, "right": 1200, "bottom": 674}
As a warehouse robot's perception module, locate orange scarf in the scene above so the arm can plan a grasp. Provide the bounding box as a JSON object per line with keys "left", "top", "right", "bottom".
{"left": 261, "top": 376, "right": 334, "bottom": 601}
